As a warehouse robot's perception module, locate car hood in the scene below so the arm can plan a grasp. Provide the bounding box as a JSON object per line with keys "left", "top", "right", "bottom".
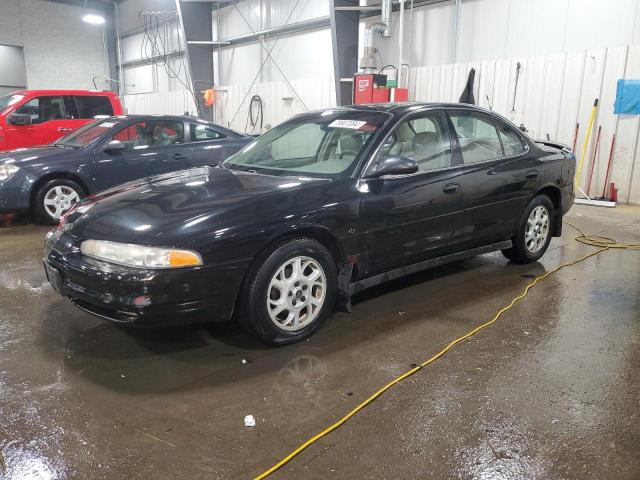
{"left": 63, "top": 166, "right": 324, "bottom": 247}
{"left": 0, "top": 146, "right": 77, "bottom": 167}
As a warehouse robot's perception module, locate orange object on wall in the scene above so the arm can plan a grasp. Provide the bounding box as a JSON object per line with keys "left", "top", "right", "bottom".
{"left": 203, "top": 89, "right": 215, "bottom": 106}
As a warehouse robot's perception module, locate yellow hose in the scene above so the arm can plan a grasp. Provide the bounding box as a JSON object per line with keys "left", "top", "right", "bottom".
{"left": 254, "top": 220, "right": 639, "bottom": 480}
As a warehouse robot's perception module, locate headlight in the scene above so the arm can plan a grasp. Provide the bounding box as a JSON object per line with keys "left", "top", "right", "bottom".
{"left": 80, "top": 240, "right": 203, "bottom": 269}
{"left": 0, "top": 164, "right": 19, "bottom": 182}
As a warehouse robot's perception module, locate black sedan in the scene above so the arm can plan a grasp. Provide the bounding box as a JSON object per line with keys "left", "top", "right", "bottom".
{"left": 43, "top": 103, "right": 575, "bottom": 345}
{"left": 0, "top": 115, "right": 251, "bottom": 223}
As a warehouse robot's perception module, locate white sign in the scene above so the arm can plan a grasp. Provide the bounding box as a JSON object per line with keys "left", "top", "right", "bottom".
{"left": 328, "top": 119, "right": 367, "bottom": 129}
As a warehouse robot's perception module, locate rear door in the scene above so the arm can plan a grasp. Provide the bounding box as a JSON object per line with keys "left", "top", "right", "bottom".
{"left": 360, "top": 109, "right": 465, "bottom": 274}
{"left": 6, "top": 94, "right": 70, "bottom": 148}
{"left": 64, "top": 94, "right": 116, "bottom": 134}
{"left": 93, "top": 119, "right": 194, "bottom": 191}
{"left": 188, "top": 122, "right": 247, "bottom": 166}
{"left": 445, "top": 109, "right": 539, "bottom": 248}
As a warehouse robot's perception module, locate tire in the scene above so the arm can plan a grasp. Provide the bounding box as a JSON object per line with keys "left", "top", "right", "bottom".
{"left": 502, "top": 194, "right": 554, "bottom": 264}
{"left": 33, "top": 178, "right": 84, "bottom": 225}
{"left": 238, "top": 238, "right": 338, "bottom": 345}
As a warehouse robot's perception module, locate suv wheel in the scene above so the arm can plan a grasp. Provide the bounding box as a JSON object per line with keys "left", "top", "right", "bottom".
{"left": 239, "top": 238, "right": 337, "bottom": 345}
{"left": 502, "top": 194, "right": 554, "bottom": 264}
{"left": 34, "top": 179, "right": 84, "bottom": 225}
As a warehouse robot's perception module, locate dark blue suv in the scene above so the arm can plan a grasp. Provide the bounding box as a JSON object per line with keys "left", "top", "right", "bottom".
{"left": 0, "top": 115, "right": 251, "bottom": 223}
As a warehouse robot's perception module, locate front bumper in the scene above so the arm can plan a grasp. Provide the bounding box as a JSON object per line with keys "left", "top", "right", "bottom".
{"left": 44, "top": 230, "right": 248, "bottom": 327}
{"left": 0, "top": 169, "right": 35, "bottom": 213}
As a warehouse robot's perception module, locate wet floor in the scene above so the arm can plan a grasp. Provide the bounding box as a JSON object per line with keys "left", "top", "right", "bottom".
{"left": 1, "top": 205, "right": 639, "bottom": 479}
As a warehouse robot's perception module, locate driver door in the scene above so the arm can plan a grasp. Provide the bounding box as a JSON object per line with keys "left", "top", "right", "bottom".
{"left": 6, "top": 95, "right": 70, "bottom": 148}
{"left": 359, "top": 109, "right": 465, "bottom": 275}
{"left": 93, "top": 119, "right": 194, "bottom": 191}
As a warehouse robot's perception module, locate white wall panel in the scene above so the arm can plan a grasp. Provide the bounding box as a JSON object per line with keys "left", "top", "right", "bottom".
{"left": 538, "top": 53, "right": 566, "bottom": 141}
{"left": 404, "top": 43, "right": 640, "bottom": 203}
{"left": 477, "top": 60, "right": 496, "bottom": 110}
{"left": 574, "top": 49, "right": 606, "bottom": 191}
{"left": 123, "top": 90, "right": 197, "bottom": 116}
{"left": 590, "top": 47, "right": 628, "bottom": 199}
{"left": 504, "top": 0, "right": 568, "bottom": 57}
{"left": 564, "top": 0, "right": 639, "bottom": 53}
{"left": 520, "top": 56, "right": 546, "bottom": 140}
{"left": 214, "top": 76, "right": 335, "bottom": 133}
{"left": 617, "top": 46, "right": 640, "bottom": 203}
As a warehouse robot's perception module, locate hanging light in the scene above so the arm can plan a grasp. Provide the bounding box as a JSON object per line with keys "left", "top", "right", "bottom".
{"left": 82, "top": 14, "right": 105, "bottom": 25}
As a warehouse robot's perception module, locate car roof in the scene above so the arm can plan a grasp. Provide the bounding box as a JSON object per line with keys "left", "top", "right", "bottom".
{"left": 319, "top": 102, "right": 493, "bottom": 115}
{"left": 103, "top": 114, "right": 240, "bottom": 134}
{"left": 10, "top": 89, "right": 119, "bottom": 96}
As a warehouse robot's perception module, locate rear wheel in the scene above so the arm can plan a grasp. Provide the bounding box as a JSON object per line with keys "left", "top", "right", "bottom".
{"left": 239, "top": 238, "right": 337, "bottom": 345}
{"left": 33, "top": 178, "right": 84, "bottom": 225}
{"left": 502, "top": 194, "right": 554, "bottom": 264}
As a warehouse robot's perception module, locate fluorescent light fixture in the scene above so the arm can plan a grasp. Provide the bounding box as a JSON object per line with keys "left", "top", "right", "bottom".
{"left": 82, "top": 14, "right": 105, "bottom": 25}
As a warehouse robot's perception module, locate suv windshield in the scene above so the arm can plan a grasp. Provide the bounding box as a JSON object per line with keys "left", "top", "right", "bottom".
{"left": 55, "top": 118, "right": 120, "bottom": 148}
{"left": 223, "top": 111, "right": 390, "bottom": 178}
{"left": 0, "top": 94, "right": 25, "bottom": 113}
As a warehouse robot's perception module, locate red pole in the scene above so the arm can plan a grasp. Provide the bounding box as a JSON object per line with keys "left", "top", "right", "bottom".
{"left": 586, "top": 126, "right": 601, "bottom": 197}
{"left": 571, "top": 123, "right": 580, "bottom": 152}
{"left": 601, "top": 134, "right": 616, "bottom": 199}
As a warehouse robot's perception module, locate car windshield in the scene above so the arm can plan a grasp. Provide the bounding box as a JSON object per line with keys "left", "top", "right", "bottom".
{"left": 0, "top": 93, "right": 25, "bottom": 113}
{"left": 54, "top": 118, "right": 121, "bottom": 148}
{"left": 223, "top": 110, "right": 390, "bottom": 178}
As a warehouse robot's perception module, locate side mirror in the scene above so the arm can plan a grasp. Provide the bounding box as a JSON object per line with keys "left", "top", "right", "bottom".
{"left": 365, "top": 155, "right": 418, "bottom": 179}
{"left": 7, "top": 113, "right": 32, "bottom": 126}
{"left": 103, "top": 140, "right": 125, "bottom": 152}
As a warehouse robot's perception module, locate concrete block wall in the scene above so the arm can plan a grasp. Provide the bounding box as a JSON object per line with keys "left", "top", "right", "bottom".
{"left": 0, "top": 0, "right": 108, "bottom": 91}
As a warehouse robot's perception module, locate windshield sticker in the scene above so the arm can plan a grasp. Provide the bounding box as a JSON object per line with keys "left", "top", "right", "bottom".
{"left": 328, "top": 119, "right": 367, "bottom": 130}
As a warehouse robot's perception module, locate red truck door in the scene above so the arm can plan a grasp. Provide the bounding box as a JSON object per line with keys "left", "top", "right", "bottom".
{"left": 6, "top": 94, "right": 72, "bottom": 149}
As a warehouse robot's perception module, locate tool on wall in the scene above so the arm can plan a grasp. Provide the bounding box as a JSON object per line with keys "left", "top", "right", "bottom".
{"left": 511, "top": 61, "right": 522, "bottom": 112}
{"left": 594, "top": 134, "right": 616, "bottom": 201}
{"left": 459, "top": 68, "right": 476, "bottom": 104}
{"left": 585, "top": 125, "right": 602, "bottom": 197}
{"left": 571, "top": 123, "right": 580, "bottom": 152}
{"left": 575, "top": 99, "right": 615, "bottom": 207}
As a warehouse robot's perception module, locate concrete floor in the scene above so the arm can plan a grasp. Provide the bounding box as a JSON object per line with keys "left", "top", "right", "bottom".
{"left": 0, "top": 205, "right": 639, "bottom": 480}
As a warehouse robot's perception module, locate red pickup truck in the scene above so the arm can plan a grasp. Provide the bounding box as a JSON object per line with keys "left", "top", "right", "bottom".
{"left": 0, "top": 90, "right": 124, "bottom": 152}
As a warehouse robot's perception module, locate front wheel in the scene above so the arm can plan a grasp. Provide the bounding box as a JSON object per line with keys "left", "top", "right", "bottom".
{"left": 239, "top": 238, "right": 337, "bottom": 345}
{"left": 502, "top": 194, "right": 554, "bottom": 264}
{"left": 33, "top": 178, "right": 84, "bottom": 225}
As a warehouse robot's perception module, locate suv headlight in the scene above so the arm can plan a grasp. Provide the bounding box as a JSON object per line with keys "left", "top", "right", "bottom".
{"left": 80, "top": 240, "right": 203, "bottom": 269}
{"left": 0, "top": 164, "right": 19, "bottom": 182}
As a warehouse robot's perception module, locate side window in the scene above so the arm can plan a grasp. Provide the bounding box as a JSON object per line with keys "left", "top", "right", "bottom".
{"left": 190, "top": 123, "right": 226, "bottom": 142}
{"left": 497, "top": 124, "right": 527, "bottom": 156}
{"left": 15, "top": 96, "right": 67, "bottom": 124}
{"left": 112, "top": 121, "right": 149, "bottom": 150}
{"left": 449, "top": 112, "right": 503, "bottom": 164}
{"left": 112, "top": 120, "right": 185, "bottom": 150}
{"left": 376, "top": 112, "right": 452, "bottom": 172}
{"left": 74, "top": 96, "right": 114, "bottom": 118}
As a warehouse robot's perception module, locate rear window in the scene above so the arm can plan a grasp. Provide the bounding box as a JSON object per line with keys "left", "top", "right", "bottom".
{"left": 74, "top": 95, "right": 114, "bottom": 118}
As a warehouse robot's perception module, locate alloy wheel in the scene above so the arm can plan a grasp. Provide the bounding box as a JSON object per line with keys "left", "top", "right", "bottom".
{"left": 525, "top": 205, "right": 550, "bottom": 254}
{"left": 44, "top": 185, "right": 80, "bottom": 220}
{"left": 267, "top": 256, "right": 327, "bottom": 331}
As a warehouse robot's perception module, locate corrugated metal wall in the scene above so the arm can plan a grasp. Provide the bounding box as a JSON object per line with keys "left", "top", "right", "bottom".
{"left": 124, "top": 44, "right": 640, "bottom": 204}
{"left": 408, "top": 46, "right": 640, "bottom": 204}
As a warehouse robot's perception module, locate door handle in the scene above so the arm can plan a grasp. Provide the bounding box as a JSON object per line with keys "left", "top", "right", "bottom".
{"left": 172, "top": 153, "right": 184, "bottom": 159}
{"left": 525, "top": 169, "right": 539, "bottom": 179}
{"left": 443, "top": 182, "right": 461, "bottom": 194}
